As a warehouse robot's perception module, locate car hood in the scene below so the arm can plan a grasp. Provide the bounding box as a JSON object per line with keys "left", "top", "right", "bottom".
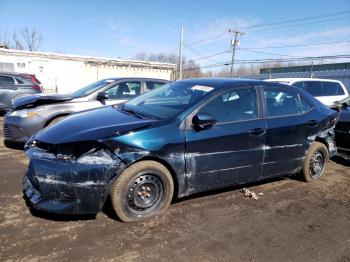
{"left": 34, "top": 106, "right": 156, "bottom": 144}
{"left": 12, "top": 93, "right": 75, "bottom": 110}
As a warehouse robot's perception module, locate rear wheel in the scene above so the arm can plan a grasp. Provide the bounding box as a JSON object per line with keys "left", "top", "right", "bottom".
{"left": 111, "top": 160, "right": 174, "bottom": 222}
{"left": 300, "top": 142, "right": 329, "bottom": 182}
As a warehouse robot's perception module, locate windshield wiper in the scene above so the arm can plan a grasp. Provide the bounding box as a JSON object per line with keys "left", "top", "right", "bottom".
{"left": 122, "top": 107, "right": 148, "bottom": 119}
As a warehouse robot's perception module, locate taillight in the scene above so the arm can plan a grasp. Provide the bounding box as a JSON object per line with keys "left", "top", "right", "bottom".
{"left": 31, "top": 76, "right": 41, "bottom": 85}
{"left": 32, "top": 84, "right": 42, "bottom": 92}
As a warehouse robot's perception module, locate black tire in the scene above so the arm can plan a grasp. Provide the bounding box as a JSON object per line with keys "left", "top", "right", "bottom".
{"left": 47, "top": 116, "right": 66, "bottom": 127}
{"left": 300, "top": 142, "right": 329, "bottom": 182}
{"left": 111, "top": 160, "right": 174, "bottom": 222}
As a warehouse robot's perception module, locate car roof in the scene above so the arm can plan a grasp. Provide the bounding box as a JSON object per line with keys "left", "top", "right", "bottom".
{"left": 177, "top": 78, "right": 267, "bottom": 89}
{"left": 99, "top": 77, "right": 170, "bottom": 82}
{"left": 0, "top": 72, "right": 24, "bottom": 77}
{"left": 265, "top": 78, "right": 342, "bottom": 83}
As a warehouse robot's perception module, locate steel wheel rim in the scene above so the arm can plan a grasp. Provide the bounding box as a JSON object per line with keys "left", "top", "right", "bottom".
{"left": 309, "top": 151, "right": 325, "bottom": 179}
{"left": 124, "top": 172, "right": 164, "bottom": 215}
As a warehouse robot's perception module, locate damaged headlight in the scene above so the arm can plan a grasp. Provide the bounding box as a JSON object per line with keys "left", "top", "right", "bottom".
{"left": 10, "top": 107, "right": 44, "bottom": 118}
{"left": 76, "top": 149, "right": 116, "bottom": 165}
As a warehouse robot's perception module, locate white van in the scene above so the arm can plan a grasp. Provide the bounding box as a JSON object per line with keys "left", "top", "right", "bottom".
{"left": 265, "top": 78, "right": 349, "bottom": 106}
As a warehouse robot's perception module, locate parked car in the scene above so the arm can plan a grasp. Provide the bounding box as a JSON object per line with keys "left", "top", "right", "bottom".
{"left": 3, "top": 77, "right": 169, "bottom": 145}
{"left": 0, "top": 72, "right": 42, "bottom": 113}
{"left": 23, "top": 78, "right": 338, "bottom": 222}
{"left": 330, "top": 97, "right": 350, "bottom": 160}
{"left": 265, "top": 78, "right": 349, "bottom": 106}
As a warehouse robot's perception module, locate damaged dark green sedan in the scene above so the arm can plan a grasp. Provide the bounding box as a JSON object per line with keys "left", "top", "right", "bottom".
{"left": 23, "top": 78, "right": 338, "bottom": 222}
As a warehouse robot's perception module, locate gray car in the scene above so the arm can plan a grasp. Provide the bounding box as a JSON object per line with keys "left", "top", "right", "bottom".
{"left": 0, "top": 73, "right": 43, "bottom": 113}
{"left": 3, "top": 77, "right": 169, "bottom": 145}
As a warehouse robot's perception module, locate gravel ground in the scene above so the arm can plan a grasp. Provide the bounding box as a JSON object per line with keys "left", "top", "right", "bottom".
{"left": 0, "top": 117, "right": 349, "bottom": 262}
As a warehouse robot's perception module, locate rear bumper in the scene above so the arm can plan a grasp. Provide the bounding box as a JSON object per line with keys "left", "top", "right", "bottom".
{"left": 3, "top": 114, "right": 45, "bottom": 143}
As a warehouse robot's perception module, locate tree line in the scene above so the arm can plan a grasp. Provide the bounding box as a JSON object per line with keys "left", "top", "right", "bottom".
{"left": 0, "top": 28, "right": 42, "bottom": 51}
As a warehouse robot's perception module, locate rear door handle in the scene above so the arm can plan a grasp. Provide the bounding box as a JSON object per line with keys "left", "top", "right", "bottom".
{"left": 307, "top": 120, "right": 319, "bottom": 127}
{"left": 249, "top": 128, "right": 266, "bottom": 136}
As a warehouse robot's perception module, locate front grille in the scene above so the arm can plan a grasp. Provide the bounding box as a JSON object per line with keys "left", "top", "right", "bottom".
{"left": 3, "top": 124, "right": 12, "bottom": 139}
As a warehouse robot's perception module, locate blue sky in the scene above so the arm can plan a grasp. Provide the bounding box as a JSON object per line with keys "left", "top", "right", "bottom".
{"left": 1, "top": 0, "right": 350, "bottom": 70}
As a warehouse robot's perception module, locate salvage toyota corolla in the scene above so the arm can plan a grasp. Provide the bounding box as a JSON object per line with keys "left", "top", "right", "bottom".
{"left": 23, "top": 78, "right": 338, "bottom": 222}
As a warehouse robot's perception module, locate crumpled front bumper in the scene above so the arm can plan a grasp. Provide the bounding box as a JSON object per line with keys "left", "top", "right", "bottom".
{"left": 23, "top": 148, "right": 125, "bottom": 214}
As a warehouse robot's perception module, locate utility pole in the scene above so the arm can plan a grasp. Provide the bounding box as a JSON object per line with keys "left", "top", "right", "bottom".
{"left": 228, "top": 29, "right": 244, "bottom": 77}
{"left": 178, "top": 26, "right": 184, "bottom": 80}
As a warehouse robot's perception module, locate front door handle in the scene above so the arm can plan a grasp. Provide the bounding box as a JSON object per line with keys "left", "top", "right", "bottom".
{"left": 249, "top": 128, "right": 266, "bottom": 136}
{"left": 307, "top": 120, "right": 319, "bottom": 127}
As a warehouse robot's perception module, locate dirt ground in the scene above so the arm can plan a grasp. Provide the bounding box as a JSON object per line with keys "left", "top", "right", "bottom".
{"left": 0, "top": 117, "right": 349, "bottom": 262}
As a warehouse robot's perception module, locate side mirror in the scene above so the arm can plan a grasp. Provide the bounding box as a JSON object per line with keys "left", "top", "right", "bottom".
{"left": 340, "top": 102, "right": 348, "bottom": 110}
{"left": 97, "top": 92, "right": 109, "bottom": 101}
{"left": 192, "top": 113, "right": 217, "bottom": 130}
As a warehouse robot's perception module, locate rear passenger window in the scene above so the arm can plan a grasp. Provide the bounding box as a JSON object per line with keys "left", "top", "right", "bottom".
{"left": 146, "top": 82, "right": 166, "bottom": 92}
{"left": 322, "top": 82, "right": 345, "bottom": 96}
{"left": 15, "top": 77, "right": 24, "bottom": 84}
{"left": 264, "top": 89, "right": 301, "bottom": 117}
{"left": 300, "top": 97, "right": 314, "bottom": 113}
{"left": 293, "top": 81, "right": 324, "bottom": 97}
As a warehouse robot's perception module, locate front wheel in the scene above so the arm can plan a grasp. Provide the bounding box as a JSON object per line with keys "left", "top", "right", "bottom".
{"left": 111, "top": 160, "right": 174, "bottom": 222}
{"left": 300, "top": 142, "right": 329, "bottom": 182}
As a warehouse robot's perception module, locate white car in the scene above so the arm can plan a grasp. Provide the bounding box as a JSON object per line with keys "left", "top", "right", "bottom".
{"left": 265, "top": 78, "right": 349, "bottom": 106}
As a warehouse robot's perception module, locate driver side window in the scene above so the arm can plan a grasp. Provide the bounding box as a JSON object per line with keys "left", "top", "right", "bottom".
{"left": 199, "top": 87, "right": 258, "bottom": 123}
{"left": 105, "top": 81, "right": 141, "bottom": 100}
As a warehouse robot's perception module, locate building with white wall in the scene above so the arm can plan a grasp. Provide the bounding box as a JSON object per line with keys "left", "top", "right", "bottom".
{"left": 0, "top": 48, "right": 176, "bottom": 93}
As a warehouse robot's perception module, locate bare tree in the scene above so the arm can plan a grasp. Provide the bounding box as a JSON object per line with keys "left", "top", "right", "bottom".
{"left": 0, "top": 27, "right": 43, "bottom": 51}
{"left": 19, "top": 28, "right": 42, "bottom": 51}
{"left": 133, "top": 52, "right": 202, "bottom": 79}
{"left": 0, "top": 30, "right": 11, "bottom": 48}
{"left": 12, "top": 31, "right": 24, "bottom": 50}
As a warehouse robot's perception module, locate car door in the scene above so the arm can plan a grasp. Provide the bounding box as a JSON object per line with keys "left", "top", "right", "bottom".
{"left": 103, "top": 81, "right": 142, "bottom": 106}
{"left": 185, "top": 85, "right": 266, "bottom": 192}
{"left": 262, "top": 85, "right": 320, "bottom": 177}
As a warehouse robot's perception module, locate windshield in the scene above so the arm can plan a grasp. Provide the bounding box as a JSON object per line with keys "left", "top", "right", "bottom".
{"left": 71, "top": 79, "right": 117, "bottom": 97}
{"left": 123, "top": 82, "right": 215, "bottom": 119}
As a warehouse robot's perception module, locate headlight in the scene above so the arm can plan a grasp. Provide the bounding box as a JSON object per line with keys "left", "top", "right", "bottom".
{"left": 10, "top": 108, "right": 44, "bottom": 118}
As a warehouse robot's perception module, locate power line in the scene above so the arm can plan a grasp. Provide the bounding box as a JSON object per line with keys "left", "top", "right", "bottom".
{"left": 238, "top": 47, "right": 303, "bottom": 57}
{"left": 243, "top": 40, "right": 350, "bottom": 50}
{"left": 192, "top": 49, "right": 231, "bottom": 61}
{"left": 240, "top": 10, "right": 350, "bottom": 30}
{"left": 183, "top": 55, "right": 350, "bottom": 71}
{"left": 165, "top": 12, "right": 350, "bottom": 54}
{"left": 189, "top": 40, "right": 350, "bottom": 62}
{"left": 245, "top": 16, "right": 350, "bottom": 33}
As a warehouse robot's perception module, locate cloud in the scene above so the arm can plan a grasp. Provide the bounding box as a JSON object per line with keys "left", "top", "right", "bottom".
{"left": 184, "top": 16, "right": 261, "bottom": 48}
{"left": 90, "top": 17, "right": 137, "bottom": 46}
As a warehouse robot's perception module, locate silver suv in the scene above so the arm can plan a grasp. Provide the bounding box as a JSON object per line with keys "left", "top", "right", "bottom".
{"left": 0, "top": 73, "right": 42, "bottom": 113}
